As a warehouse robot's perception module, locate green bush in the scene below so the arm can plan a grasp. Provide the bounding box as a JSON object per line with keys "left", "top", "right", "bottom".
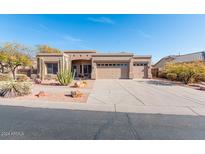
{"left": 0, "top": 81, "right": 32, "bottom": 97}
{"left": 165, "top": 61, "right": 205, "bottom": 84}
{"left": 57, "top": 70, "right": 73, "bottom": 86}
{"left": 16, "top": 74, "right": 29, "bottom": 82}
{"left": 166, "top": 73, "right": 177, "bottom": 81}
{"left": 0, "top": 73, "right": 12, "bottom": 81}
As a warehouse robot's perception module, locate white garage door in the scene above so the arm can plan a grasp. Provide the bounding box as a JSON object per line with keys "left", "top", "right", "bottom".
{"left": 96, "top": 63, "right": 129, "bottom": 79}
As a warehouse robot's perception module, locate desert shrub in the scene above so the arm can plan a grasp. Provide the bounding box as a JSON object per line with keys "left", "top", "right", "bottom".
{"left": 165, "top": 61, "right": 205, "bottom": 84}
{"left": 30, "top": 74, "right": 37, "bottom": 80}
{"left": 16, "top": 74, "right": 29, "bottom": 82}
{"left": 158, "top": 71, "right": 167, "bottom": 78}
{"left": 166, "top": 73, "right": 177, "bottom": 81}
{"left": 0, "top": 73, "right": 12, "bottom": 81}
{"left": 0, "top": 81, "right": 32, "bottom": 97}
{"left": 57, "top": 70, "right": 73, "bottom": 86}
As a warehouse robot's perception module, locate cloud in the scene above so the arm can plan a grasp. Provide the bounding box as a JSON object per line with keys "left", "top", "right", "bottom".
{"left": 39, "top": 24, "right": 49, "bottom": 31}
{"left": 62, "top": 35, "right": 83, "bottom": 43}
{"left": 138, "top": 30, "right": 152, "bottom": 39}
{"left": 87, "top": 17, "right": 115, "bottom": 24}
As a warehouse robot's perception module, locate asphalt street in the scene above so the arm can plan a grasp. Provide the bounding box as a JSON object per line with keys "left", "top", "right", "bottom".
{"left": 0, "top": 105, "right": 205, "bottom": 140}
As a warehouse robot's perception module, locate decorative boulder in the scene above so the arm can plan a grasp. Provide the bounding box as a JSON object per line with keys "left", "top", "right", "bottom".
{"left": 35, "top": 78, "right": 42, "bottom": 84}
{"left": 200, "top": 85, "right": 205, "bottom": 91}
{"left": 82, "top": 81, "right": 87, "bottom": 85}
{"left": 74, "top": 81, "right": 81, "bottom": 88}
{"left": 71, "top": 90, "right": 83, "bottom": 98}
{"left": 35, "top": 91, "right": 46, "bottom": 97}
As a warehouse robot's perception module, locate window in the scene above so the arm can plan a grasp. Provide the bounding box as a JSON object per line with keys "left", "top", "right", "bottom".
{"left": 46, "top": 63, "right": 58, "bottom": 74}
{"left": 80, "top": 65, "right": 82, "bottom": 73}
{"left": 113, "top": 64, "right": 116, "bottom": 66}
{"left": 117, "top": 64, "right": 120, "bottom": 66}
{"left": 109, "top": 64, "right": 112, "bottom": 66}
{"left": 134, "top": 62, "right": 148, "bottom": 66}
{"left": 97, "top": 64, "right": 101, "bottom": 67}
{"left": 101, "top": 64, "right": 105, "bottom": 66}
{"left": 84, "top": 65, "right": 92, "bottom": 74}
{"left": 105, "top": 64, "right": 108, "bottom": 66}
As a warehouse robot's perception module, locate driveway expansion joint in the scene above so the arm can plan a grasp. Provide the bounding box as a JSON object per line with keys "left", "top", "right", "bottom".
{"left": 187, "top": 107, "right": 200, "bottom": 116}
{"left": 116, "top": 81, "right": 145, "bottom": 105}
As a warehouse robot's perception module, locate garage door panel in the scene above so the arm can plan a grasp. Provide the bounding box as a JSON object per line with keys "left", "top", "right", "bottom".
{"left": 133, "top": 66, "right": 148, "bottom": 78}
{"left": 97, "top": 63, "right": 129, "bottom": 79}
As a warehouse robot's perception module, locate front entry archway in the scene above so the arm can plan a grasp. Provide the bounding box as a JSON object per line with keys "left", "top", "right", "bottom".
{"left": 71, "top": 60, "right": 92, "bottom": 79}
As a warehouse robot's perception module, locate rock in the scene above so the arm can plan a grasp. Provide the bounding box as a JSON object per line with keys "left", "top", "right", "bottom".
{"left": 35, "top": 91, "right": 46, "bottom": 97}
{"left": 71, "top": 90, "right": 83, "bottom": 98}
{"left": 74, "top": 81, "right": 86, "bottom": 88}
{"left": 35, "top": 78, "right": 42, "bottom": 84}
{"left": 74, "top": 81, "right": 81, "bottom": 88}
{"left": 200, "top": 86, "right": 205, "bottom": 91}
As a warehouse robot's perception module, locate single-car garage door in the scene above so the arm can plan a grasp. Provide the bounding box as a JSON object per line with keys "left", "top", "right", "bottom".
{"left": 96, "top": 63, "right": 129, "bottom": 79}
{"left": 133, "top": 62, "right": 148, "bottom": 78}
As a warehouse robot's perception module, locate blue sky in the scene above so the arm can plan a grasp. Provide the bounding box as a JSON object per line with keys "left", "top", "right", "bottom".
{"left": 1, "top": 14, "right": 205, "bottom": 63}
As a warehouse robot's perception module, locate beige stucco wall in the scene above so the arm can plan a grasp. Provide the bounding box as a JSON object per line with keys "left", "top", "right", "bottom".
{"left": 132, "top": 57, "right": 152, "bottom": 78}
{"left": 36, "top": 52, "right": 152, "bottom": 80}
{"left": 37, "top": 55, "right": 64, "bottom": 80}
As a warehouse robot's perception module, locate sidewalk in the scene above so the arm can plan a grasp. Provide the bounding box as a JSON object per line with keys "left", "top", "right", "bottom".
{"left": 0, "top": 98, "right": 205, "bottom": 116}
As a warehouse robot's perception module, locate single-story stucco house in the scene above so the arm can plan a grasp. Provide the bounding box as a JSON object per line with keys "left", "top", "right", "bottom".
{"left": 36, "top": 50, "right": 152, "bottom": 80}
{"left": 154, "top": 51, "right": 205, "bottom": 71}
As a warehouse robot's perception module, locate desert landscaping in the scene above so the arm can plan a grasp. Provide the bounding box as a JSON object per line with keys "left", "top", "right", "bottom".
{"left": 12, "top": 79, "right": 94, "bottom": 103}
{"left": 0, "top": 43, "right": 96, "bottom": 103}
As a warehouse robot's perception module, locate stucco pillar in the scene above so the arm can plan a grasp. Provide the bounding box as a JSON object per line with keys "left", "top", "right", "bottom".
{"left": 64, "top": 57, "right": 69, "bottom": 71}
{"left": 148, "top": 64, "right": 152, "bottom": 78}
{"left": 40, "top": 58, "right": 45, "bottom": 80}
{"left": 59, "top": 58, "right": 63, "bottom": 72}
{"left": 129, "top": 58, "right": 134, "bottom": 79}
{"left": 81, "top": 64, "right": 84, "bottom": 75}
{"left": 91, "top": 59, "right": 96, "bottom": 79}
{"left": 68, "top": 59, "right": 72, "bottom": 71}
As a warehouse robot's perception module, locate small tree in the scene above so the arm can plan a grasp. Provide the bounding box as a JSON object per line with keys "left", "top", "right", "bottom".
{"left": 0, "top": 51, "right": 8, "bottom": 73}
{"left": 0, "top": 43, "right": 32, "bottom": 80}
{"left": 37, "top": 45, "right": 61, "bottom": 53}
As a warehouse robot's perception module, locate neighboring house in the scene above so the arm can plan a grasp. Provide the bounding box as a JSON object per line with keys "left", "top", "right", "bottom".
{"left": 154, "top": 51, "right": 205, "bottom": 71}
{"left": 17, "top": 58, "right": 37, "bottom": 77}
{"left": 36, "top": 50, "right": 152, "bottom": 80}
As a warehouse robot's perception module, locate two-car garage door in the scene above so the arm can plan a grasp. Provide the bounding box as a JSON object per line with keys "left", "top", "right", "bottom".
{"left": 96, "top": 63, "right": 129, "bottom": 79}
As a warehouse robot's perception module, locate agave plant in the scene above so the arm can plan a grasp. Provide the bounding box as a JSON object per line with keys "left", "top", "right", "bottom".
{"left": 57, "top": 70, "right": 73, "bottom": 86}
{"left": 0, "top": 81, "right": 32, "bottom": 97}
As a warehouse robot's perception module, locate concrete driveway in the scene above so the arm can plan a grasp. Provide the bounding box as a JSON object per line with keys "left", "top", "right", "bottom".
{"left": 1, "top": 79, "right": 205, "bottom": 116}
{"left": 87, "top": 79, "right": 205, "bottom": 116}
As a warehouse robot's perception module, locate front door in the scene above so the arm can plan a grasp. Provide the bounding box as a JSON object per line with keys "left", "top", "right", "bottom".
{"left": 82, "top": 64, "right": 91, "bottom": 78}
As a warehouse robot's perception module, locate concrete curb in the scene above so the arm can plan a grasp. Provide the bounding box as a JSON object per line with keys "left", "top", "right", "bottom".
{"left": 0, "top": 99, "right": 204, "bottom": 116}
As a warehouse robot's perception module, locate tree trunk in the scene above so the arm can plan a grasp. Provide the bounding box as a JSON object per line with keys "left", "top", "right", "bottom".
{"left": 12, "top": 70, "right": 16, "bottom": 80}
{"left": 0, "top": 63, "right": 3, "bottom": 73}
{"left": 2, "top": 65, "right": 4, "bottom": 73}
